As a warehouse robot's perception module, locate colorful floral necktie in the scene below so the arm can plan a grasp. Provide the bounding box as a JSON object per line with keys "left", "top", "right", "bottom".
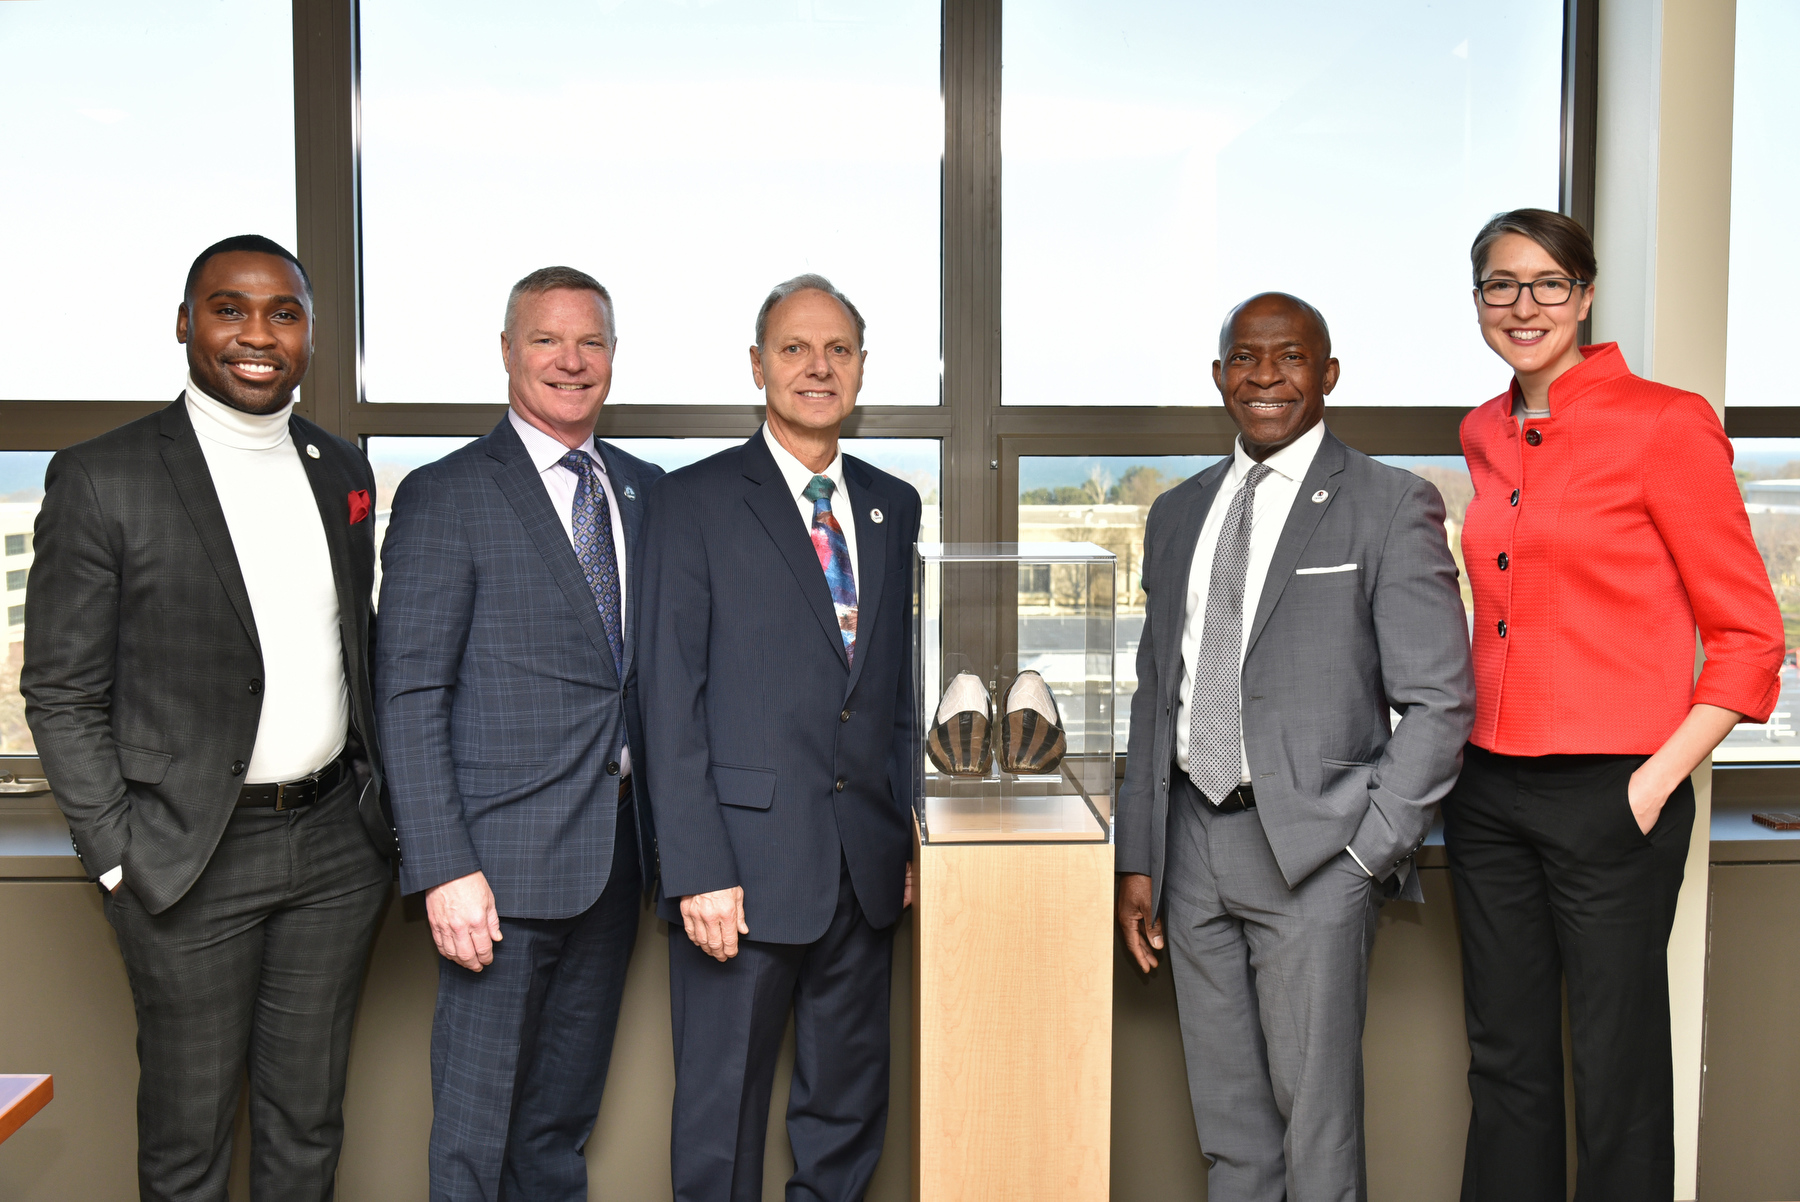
{"left": 560, "top": 450, "right": 624, "bottom": 676}
{"left": 803, "top": 474, "right": 858, "bottom": 663}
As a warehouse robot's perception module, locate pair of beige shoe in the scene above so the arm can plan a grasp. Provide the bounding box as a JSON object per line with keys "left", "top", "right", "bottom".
{"left": 926, "top": 670, "right": 1067, "bottom": 777}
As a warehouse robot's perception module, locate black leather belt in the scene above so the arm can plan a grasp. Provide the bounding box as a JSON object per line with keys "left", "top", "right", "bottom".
{"left": 237, "top": 753, "right": 348, "bottom": 811}
{"left": 1207, "top": 782, "right": 1257, "bottom": 814}
{"left": 620, "top": 774, "right": 632, "bottom": 801}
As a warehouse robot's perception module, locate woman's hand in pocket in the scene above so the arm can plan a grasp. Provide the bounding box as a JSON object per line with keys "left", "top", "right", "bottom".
{"left": 1626, "top": 764, "right": 1673, "bottom": 836}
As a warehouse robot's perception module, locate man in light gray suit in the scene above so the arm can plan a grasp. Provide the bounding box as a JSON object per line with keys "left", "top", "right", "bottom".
{"left": 1115, "top": 293, "right": 1474, "bottom": 1201}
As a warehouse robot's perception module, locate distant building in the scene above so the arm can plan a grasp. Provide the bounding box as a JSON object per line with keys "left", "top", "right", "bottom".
{"left": 2, "top": 502, "right": 35, "bottom": 658}
{"left": 1744, "top": 479, "right": 1800, "bottom": 513}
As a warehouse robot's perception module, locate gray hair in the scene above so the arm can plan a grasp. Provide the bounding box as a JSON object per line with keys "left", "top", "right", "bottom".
{"left": 504, "top": 265, "right": 616, "bottom": 344}
{"left": 754, "top": 273, "right": 866, "bottom": 350}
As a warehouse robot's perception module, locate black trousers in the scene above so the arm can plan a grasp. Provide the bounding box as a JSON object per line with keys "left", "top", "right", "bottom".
{"left": 1444, "top": 743, "right": 1694, "bottom": 1202}
{"left": 104, "top": 776, "right": 391, "bottom": 1202}
{"left": 427, "top": 796, "right": 642, "bottom": 1202}
{"left": 668, "top": 859, "right": 894, "bottom": 1202}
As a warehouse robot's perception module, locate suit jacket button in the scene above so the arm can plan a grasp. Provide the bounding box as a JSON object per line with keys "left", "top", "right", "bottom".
{"left": 1497, "top": 552, "right": 1509, "bottom": 571}
{"left": 840, "top": 710, "right": 851, "bottom": 722}
{"left": 1510, "top": 489, "right": 1520, "bottom": 506}
{"left": 230, "top": 761, "right": 246, "bottom": 776}
{"left": 248, "top": 678, "right": 263, "bottom": 695}
{"left": 835, "top": 777, "right": 846, "bottom": 792}
{"left": 606, "top": 761, "right": 620, "bottom": 776}
{"left": 1525, "top": 428, "right": 1542, "bottom": 446}
{"left": 1497, "top": 620, "right": 1507, "bottom": 638}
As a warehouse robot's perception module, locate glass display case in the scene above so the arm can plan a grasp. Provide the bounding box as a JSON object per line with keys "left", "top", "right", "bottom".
{"left": 913, "top": 543, "right": 1116, "bottom": 843}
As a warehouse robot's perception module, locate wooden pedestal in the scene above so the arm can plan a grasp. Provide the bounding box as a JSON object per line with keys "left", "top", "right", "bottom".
{"left": 912, "top": 826, "right": 1113, "bottom": 1201}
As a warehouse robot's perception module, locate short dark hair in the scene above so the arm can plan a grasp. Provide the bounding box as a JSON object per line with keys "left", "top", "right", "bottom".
{"left": 755, "top": 273, "right": 866, "bottom": 350}
{"left": 184, "top": 235, "right": 312, "bottom": 306}
{"left": 1218, "top": 292, "right": 1332, "bottom": 359}
{"left": 504, "top": 265, "right": 615, "bottom": 343}
{"left": 1470, "top": 208, "right": 1597, "bottom": 286}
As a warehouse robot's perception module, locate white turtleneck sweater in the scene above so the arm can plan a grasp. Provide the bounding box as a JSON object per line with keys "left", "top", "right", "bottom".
{"left": 184, "top": 377, "right": 349, "bottom": 784}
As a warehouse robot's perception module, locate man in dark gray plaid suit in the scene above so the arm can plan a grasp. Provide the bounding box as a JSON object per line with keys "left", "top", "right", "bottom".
{"left": 376, "top": 266, "right": 661, "bottom": 1201}
{"left": 24, "top": 235, "right": 394, "bottom": 1201}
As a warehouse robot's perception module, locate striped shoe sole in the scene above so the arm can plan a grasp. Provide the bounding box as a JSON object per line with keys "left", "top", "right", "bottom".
{"left": 999, "top": 708, "right": 1067, "bottom": 774}
{"left": 927, "top": 711, "right": 993, "bottom": 777}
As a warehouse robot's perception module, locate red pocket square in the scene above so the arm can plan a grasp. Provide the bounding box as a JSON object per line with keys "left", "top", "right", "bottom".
{"left": 348, "top": 489, "right": 371, "bottom": 525}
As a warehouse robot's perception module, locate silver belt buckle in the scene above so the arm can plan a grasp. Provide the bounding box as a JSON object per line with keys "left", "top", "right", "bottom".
{"left": 273, "top": 764, "right": 322, "bottom": 812}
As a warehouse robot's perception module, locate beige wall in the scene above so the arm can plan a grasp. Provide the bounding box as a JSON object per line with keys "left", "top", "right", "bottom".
{"left": 0, "top": 866, "right": 1487, "bottom": 1202}
{"left": 9, "top": 855, "right": 1800, "bottom": 1199}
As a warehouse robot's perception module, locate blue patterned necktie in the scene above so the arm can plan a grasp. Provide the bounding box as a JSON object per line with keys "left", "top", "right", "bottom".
{"left": 560, "top": 450, "right": 624, "bottom": 676}
{"left": 802, "top": 474, "right": 858, "bottom": 663}
{"left": 1188, "top": 462, "right": 1273, "bottom": 804}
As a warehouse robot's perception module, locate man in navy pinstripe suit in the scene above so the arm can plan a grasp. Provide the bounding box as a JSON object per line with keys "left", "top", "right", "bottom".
{"left": 375, "top": 266, "right": 661, "bottom": 1201}
{"left": 641, "top": 275, "right": 920, "bottom": 1201}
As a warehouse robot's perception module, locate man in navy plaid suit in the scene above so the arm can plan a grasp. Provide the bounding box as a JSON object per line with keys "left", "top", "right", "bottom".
{"left": 375, "top": 266, "right": 661, "bottom": 1201}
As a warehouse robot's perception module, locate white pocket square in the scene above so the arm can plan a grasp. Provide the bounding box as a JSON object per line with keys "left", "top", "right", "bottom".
{"left": 1295, "top": 563, "right": 1359, "bottom": 575}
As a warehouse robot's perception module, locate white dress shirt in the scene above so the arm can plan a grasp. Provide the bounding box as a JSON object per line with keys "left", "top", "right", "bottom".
{"left": 1174, "top": 421, "right": 1326, "bottom": 780}
{"left": 762, "top": 426, "right": 859, "bottom": 589}
{"left": 507, "top": 408, "right": 632, "bottom": 776}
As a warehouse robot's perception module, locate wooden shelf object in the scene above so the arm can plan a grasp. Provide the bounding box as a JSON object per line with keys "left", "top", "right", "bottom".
{"left": 912, "top": 823, "right": 1113, "bottom": 1201}
{"left": 0, "top": 1074, "right": 52, "bottom": 1145}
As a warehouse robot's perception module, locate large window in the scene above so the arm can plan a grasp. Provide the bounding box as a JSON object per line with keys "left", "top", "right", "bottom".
{"left": 358, "top": 0, "right": 942, "bottom": 408}
{"left": 0, "top": 1, "right": 295, "bottom": 401}
{"left": 0, "top": 1, "right": 1587, "bottom": 782}
{"left": 1001, "top": 0, "right": 1564, "bottom": 406}
{"left": 1725, "top": 0, "right": 1799, "bottom": 408}
{"left": 1723, "top": 0, "right": 1800, "bottom": 768}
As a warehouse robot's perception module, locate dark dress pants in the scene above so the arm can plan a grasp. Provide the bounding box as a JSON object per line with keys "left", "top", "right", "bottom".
{"left": 1444, "top": 744, "right": 1695, "bottom": 1202}
{"left": 103, "top": 775, "right": 392, "bottom": 1202}
{"left": 428, "top": 795, "right": 642, "bottom": 1202}
{"left": 668, "top": 859, "right": 894, "bottom": 1202}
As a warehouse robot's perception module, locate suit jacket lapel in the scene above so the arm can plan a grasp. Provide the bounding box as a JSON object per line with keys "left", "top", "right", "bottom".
{"left": 842, "top": 458, "right": 887, "bottom": 697}
{"left": 1156, "top": 459, "right": 1230, "bottom": 698}
{"left": 486, "top": 419, "right": 621, "bottom": 686}
{"left": 1245, "top": 428, "right": 1348, "bottom": 655}
{"left": 158, "top": 398, "right": 260, "bottom": 654}
{"left": 292, "top": 420, "right": 358, "bottom": 648}
{"left": 741, "top": 432, "right": 851, "bottom": 671}
{"left": 595, "top": 439, "right": 645, "bottom": 676}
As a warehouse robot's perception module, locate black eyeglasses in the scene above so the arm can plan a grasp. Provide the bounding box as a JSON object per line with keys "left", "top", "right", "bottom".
{"left": 1476, "top": 277, "right": 1589, "bottom": 306}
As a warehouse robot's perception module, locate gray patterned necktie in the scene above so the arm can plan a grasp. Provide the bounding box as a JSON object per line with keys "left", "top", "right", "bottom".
{"left": 1188, "top": 462, "right": 1273, "bottom": 804}
{"left": 560, "top": 450, "right": 624, "bottom": 676}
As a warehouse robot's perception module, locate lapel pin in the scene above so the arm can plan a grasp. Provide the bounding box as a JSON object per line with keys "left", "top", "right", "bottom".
{"left": 870, "top": 508, "right": 884, "bottom": 524}
{"left": 1312, "top": 489, "right": 1328, "bottom": 503}
{"left": 623, "top": 485, "right": 636, "bottom": 501}
{"left": 305, "top": 444, "right": 321, "bottom": 459}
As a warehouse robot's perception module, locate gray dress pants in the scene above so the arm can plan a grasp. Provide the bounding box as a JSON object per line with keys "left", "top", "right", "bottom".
{"left": 1163, "top": 771, "right": 1382, "bottom": 1202}
{"left": 103, "top": 776, "right": 391, "bottom": 1202}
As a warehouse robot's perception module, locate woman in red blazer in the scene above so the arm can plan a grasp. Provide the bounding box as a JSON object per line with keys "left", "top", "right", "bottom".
{"left": 1448, "top": 208, "right": 1783, "bottom": 1201}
